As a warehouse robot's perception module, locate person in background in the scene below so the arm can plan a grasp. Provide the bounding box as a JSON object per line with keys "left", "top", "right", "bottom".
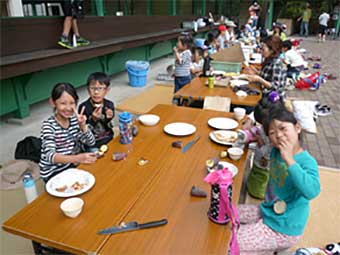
{"left": 282, "top": 40, "right": 307, "bottom": 80}
{"left": 217, "top": 25, "right": 227, "bottom": 50}
{"left": 318, "top": 11, "right": 330, "bottom": 42}
{"left": 204, "top": 31, "right": 218, "bottom": 55}
{"left": 244, "top": 36, "right": 287, "bottom": 96}
{"left": 190, "top": 47, "right": 205, "bottom": 78}
{"left": 225, "top": 21, "right": 237, "bottom": 45}
{"left": 298, "top": 2, "right": 312, "bottom": 37}
{"left": 249, "top": 1, "right": 261, "bottom": 28}
{"left": 78, "top": 72, "right": 115, "bottom": 148}
{"left": 273, "top": 23, "right": 288, "bottom": 41}
{"left": 237, "top": 107, "right": 320, "bottom": 254}
{"left": 173, "top": 33, "right": 193, "bottom": 92}
{"left": 58, "top": 0, "right": 90, "bottom": 49}
{"left": 40, "top": 83, "right": 96, "bottom": 182}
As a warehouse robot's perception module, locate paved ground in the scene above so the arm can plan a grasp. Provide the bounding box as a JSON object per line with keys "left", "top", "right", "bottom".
{"left": 287, "top": 37, "right": 340, "bottom": 169}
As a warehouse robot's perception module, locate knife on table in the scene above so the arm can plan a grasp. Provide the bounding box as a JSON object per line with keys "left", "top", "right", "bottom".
{"left": 98, "top": 219, "right": 168, "bottom": 235}
{"left": 182, "top": 136, "right": 201, "bottom": 153}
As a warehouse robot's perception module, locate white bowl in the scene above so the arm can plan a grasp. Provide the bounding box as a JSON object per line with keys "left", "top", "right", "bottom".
{"left": 227, "top": 147, "right": 244, "bottom": 161}
{"left": 139, "top": 114, "right": 160, "bottom": 126}
{"left": 233, "top": 107, "right": 246, "bottom": 121}
{"left": 60, "top": 197, "right": 84, "bottom": 218}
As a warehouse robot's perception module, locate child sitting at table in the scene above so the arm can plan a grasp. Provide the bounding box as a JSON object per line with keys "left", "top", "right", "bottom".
{"left": 190, "top": 47, "right": 205, "bottom": 78}
{"left": 217, "top": 25, "right": 227, "bottom": 50}
{"left": 173, "top": 32, "right": 193, "bottom": 92}
{"left": 40, "top": 83, "right": 97, "bottom": 182}
{"left": 237, "top": 107, "right": 320, "bottom": 255}
{"left": 204, "top": 31, "right": 218, "bottom": 55}
{"left": 282, "top": 40, "right": 307, "bottom": 80}
{"left": 78, "top": 72, "right": 115, "bottom": 148}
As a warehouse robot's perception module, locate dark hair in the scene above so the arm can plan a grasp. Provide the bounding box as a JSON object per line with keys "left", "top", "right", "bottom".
{"left": 263, "top": 108, "right": 298, "bottom": 136}
{"left": 87, "top": 72, "right": 111, "bottom": 87}
{"left": 254, "top": 94, "right": 286, "bottom": 124}
{"left": 178, "top": 33, "right": 193, "bottom": 50}
{"left": 194, "top": 47, "right": 204, "bottom": 57}
{"left": 262, "top": 35, "right": 283, "bottom": 64}
{"left": 51, "top": 82, "right": 78, "bottom": 103}
{"left": 282, "top": 40, "right": 292, "bottom": 50}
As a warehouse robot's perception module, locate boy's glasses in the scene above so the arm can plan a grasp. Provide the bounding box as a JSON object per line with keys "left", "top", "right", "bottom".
{"left": 89, "top": 86, "right": 106, "bottom": 92}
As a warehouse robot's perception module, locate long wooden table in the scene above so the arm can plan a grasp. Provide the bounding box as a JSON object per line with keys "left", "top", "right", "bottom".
{"left": 3, "top": 104, "right": 248, "bottom": 255}
{"left": 174, "top": 77, "right": 262, "bottom": 107}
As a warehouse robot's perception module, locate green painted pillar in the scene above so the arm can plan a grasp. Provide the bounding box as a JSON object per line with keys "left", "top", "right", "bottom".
{"left": 94, "top": 0, "right": 105, "bottom": 16}
{"left": 147, "top": 0, "right": 152, "bottom": 16}
{"left": 170, "top": 0, "right": 176, "bottom": 16}
{"left": 335, "top": 17, "right": 340, "bottom": 39}
{"left": 12, "top": 76, "right": 31, "bottom": 118}
{"left": 201, "top": 0, "right": 206, "bottom": 16}
{"left": 217, "top": 0, "right": 223, "bottom": 16}
{"left": 124, "top": 0, "right": 129, "bottom": 15}
{"left": 267, "top": 0, "right": 274, "bottom": 30}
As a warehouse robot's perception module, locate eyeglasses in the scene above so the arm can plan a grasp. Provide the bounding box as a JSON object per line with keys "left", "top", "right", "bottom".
{"left": 89, "top": 86, "right": 107, "bottom": 92}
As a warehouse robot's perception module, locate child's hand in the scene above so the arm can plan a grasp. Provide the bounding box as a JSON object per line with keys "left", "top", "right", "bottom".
{"left": 173, "top": 46, "right": 178, "bottom": 53}
{"left": 92, "top": 105, "right": 102, "bottom": 121}
{"left": 105, "top": 107, "right": 114, "bottom": 119}
{"left": 242, "top": 118, "right": 254, "bottom": 130}
{"left": 75, "top": 106, "right": 87, "bottom": 132}
{"left": 77, "top": 153, "right": 97, "bottom": 164}
{"left": 278, "top": 136, "right": 296, "bottom": 166}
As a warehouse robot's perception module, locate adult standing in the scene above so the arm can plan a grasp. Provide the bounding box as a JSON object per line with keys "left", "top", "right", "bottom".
{"left": 318, "top": 11, "right": 330, "bottom": 42}
{"left": 249, "top": 1, "right": 261, "bottom": 28}
{"left": 298, "top": 2, "right": 312, "bottom": 37}
{"left": 58, "top": 0, "right": 90, "bottom": 49}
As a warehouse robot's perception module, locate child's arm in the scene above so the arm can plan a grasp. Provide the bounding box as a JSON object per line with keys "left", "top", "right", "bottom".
{"left": 173, "top": 47, "right": 182, "bottom": 64}
{"left": 104, "top": 101, "right": 115, "bottom": 124}
{"left": 278, "top": 137, "right": 320, "bottom": 199}
{"left": 54, "top": 153, "right": 97, "bottom": 164}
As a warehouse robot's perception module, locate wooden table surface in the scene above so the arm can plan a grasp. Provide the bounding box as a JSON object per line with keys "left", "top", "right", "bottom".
{"left": 3, "top": 104, "right": 248, "bottom": 255}
{"left": 174, "top": 77, "right": 262, "bottom": 107}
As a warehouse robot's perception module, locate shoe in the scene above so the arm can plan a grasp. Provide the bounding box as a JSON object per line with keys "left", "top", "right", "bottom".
{"left": 76, "top": 36, "right": 90, "bottom": 46}
{"left": 316, "top": 105, "right": 332, "bottom": 116}
{"left": 58, "top": 36, "right": 74, "bottom": 49}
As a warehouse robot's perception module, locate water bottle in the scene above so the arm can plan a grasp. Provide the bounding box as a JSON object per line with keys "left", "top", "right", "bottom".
{"left": 72, "top": 34, "right": 77, "bottom": 48}
{"left": 23, "top": 173, "right": 38, "bottom": 204}
{"left": 119, "top": 112, "right": 133, "bottom": 144}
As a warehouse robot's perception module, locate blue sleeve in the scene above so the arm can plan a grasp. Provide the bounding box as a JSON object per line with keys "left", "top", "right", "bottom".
{"left": 287, "top": 156, "right": 321, "bottom": 200}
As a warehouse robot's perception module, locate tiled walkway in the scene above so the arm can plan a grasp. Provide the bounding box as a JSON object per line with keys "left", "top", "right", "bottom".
{"left": 287, "top": 37, "right": 340, "bottom": 169}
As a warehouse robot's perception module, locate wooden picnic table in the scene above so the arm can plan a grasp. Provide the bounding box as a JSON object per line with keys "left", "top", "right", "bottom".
{"left": 174, "top": 77, "right": 262, "bottom": 107}
{"left": 2, "top": 104, "right": 248, "bottom": 255}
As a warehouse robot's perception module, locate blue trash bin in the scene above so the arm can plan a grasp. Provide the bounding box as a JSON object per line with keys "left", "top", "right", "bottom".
{"left": 126, "top": 60, "right": 150, "bottom": 87}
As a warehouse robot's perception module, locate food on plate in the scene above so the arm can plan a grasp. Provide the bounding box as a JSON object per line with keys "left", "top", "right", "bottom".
{"left": 206, "top": 158, "right": 219, "bottom": 168}
{"left": 112, "top": 152, "right": 128, "bottom": 161}
{"left": 172, "top": 140, "right": 183, "bottom": 148}
{"left": 56, "top": 185, "right": 68, "bottom": 192}
{"left": 71, "top": 181, "right": 86, "bottom": 191}
{"left": 214, "top": 132, "right": 238, "bottom": 143}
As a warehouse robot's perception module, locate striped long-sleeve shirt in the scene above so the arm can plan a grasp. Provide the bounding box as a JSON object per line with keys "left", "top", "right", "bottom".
{"left": 39, "top": 115, "right": 95, "bottom": 181}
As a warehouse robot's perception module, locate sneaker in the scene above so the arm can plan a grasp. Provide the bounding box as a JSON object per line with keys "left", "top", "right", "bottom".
{"left": 58, "top": 36, "right": 74, "bottom": 49}
{"left": 76, "top": 36, "right": 90, "bottom": 46}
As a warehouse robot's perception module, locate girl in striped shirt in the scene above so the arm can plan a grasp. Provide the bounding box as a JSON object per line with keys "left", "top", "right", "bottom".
{"left": 39, "top": 83, "right": 96, "bottom": 182}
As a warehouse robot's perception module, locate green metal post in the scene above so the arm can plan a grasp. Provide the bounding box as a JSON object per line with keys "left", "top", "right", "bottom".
{"left": 12, "top": 75, "right": 32, "bottom": 118}
{"left": 147, "top": 0, "right": 152, "bottom": 16}
{"left": 335, "top": 16, "right": 340, "bottom": 39}
{"left": 201, "top": 0, "right": 206, "bottom": 16}
{"left": 94, "top": 0, "right": 105, "bottom": 16}
{"left": 124, "top": 0, "right": 129, "bottom": 15}
{"left": 217, "top": 0, "right": 222, "bottom": 16}
{"left": 170, "top": 0, "right": 177, "bottom": 16}
{"left": 267, "top": 0, "right": 274, "bottom": 30}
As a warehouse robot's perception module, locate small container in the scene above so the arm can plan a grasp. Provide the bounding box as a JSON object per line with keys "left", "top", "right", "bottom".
{"left": 60, "top": 198, "right": 84, "bottom": 218}
{"left": 23, "top": 173, "right": 38, "bottom": 204}
{"left": 208, "top": 76, "right": 215, "bottom": 88}
{"left": 119, "top": 112, "right": 133, "bottom": 144}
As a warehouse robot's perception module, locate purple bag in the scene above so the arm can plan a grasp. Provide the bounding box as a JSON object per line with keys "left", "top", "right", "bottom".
{"left": 204, "top": 168, "right": 240, "bottom": 255}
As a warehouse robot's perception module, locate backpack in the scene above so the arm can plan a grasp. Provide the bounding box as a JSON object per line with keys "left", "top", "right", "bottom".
{"left": 15, "top": 136, "right": 42, "bottom": 163}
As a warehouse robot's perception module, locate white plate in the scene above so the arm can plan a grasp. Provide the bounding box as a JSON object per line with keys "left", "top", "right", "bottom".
{"left": 163, "top": 122, "right": 196, "bottom": 136}
{"left": 208, "top": 117, "right": 239, "bottom": 130}
{"left": 207, "top": 161, "right": 238, "bottom": 177}
{"left": 211, "top": 70, "right": 226, "bottom": 76}
{"left": 46, "top": 168, "right": 95, "bottom": 198}
{"left": 209, "top": 130, "right": 239, "bottom": 145}
{"left": 230, "top": 80, "right": 249, "bottom": 86}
